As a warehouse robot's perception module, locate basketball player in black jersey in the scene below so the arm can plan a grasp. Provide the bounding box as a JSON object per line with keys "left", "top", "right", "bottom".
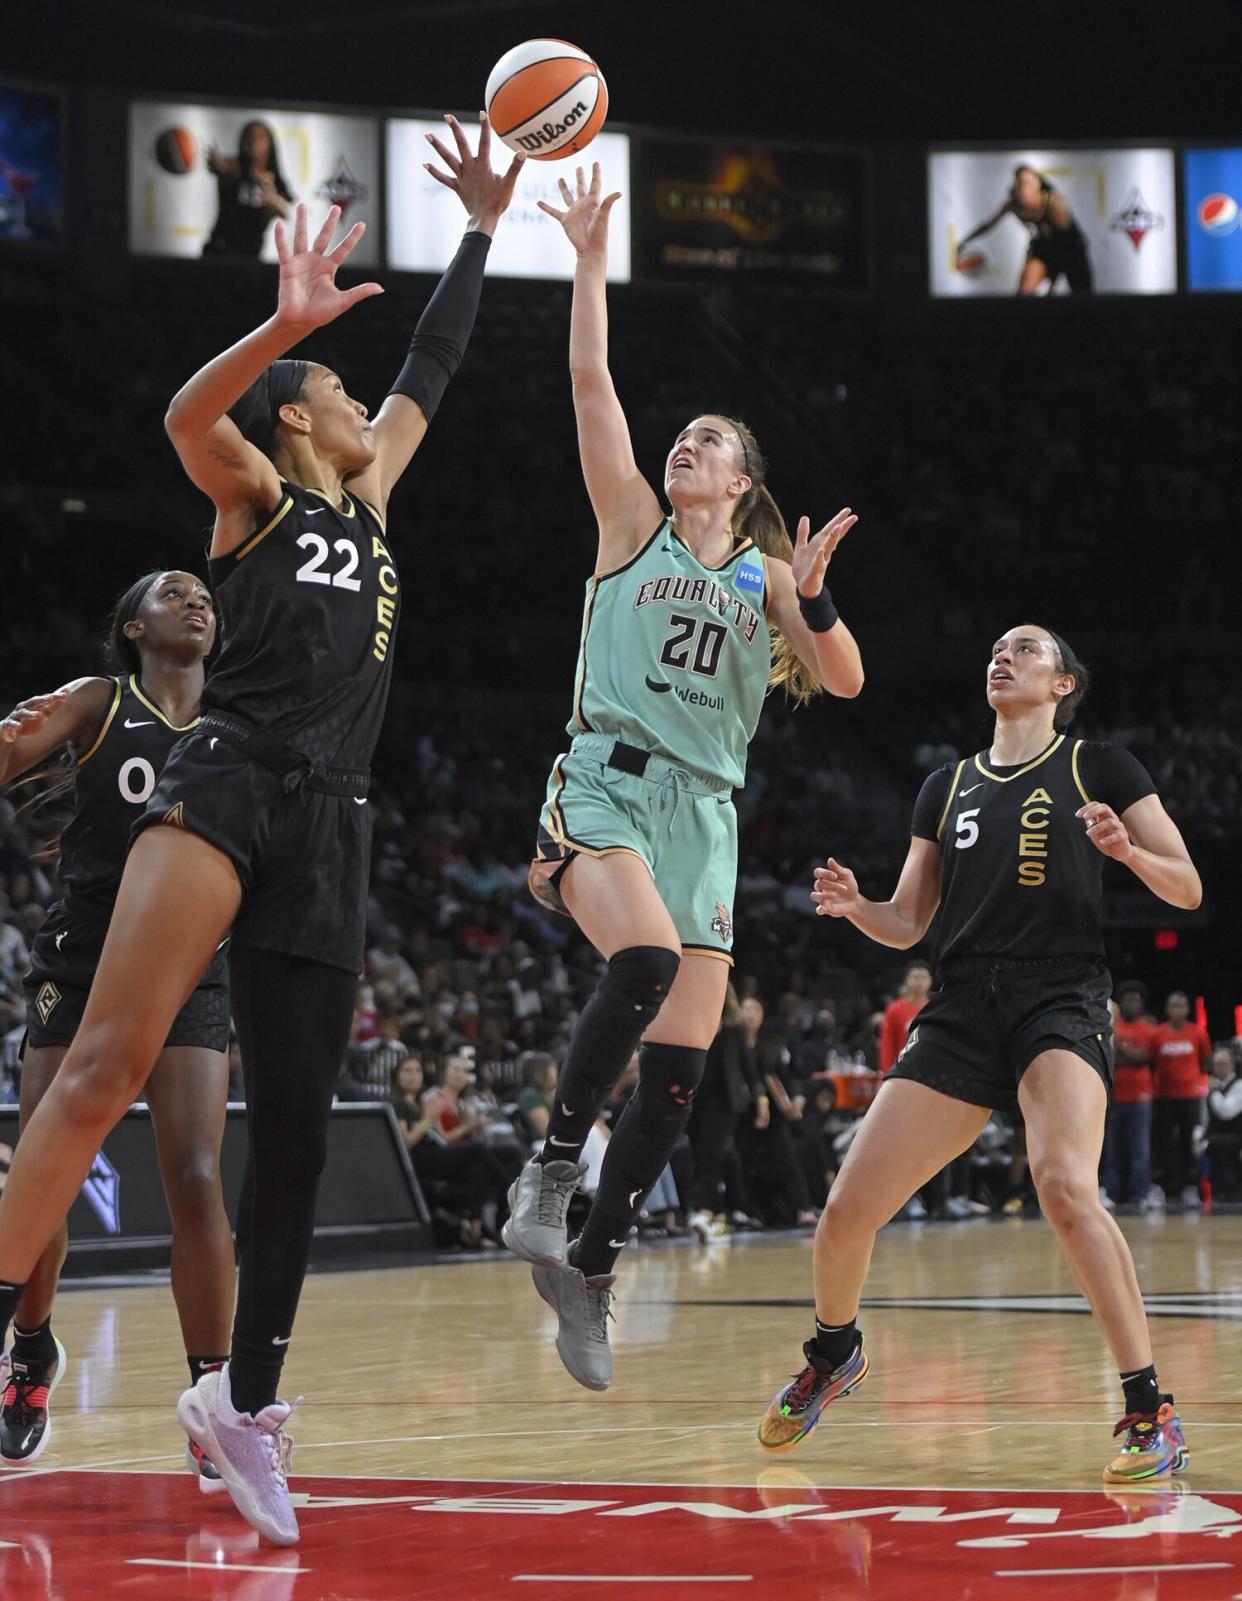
{"left": 0, "top": 572, "right": 232, "bottom": 1481}
{"left": 758, "top": 624, "right": 1201, "bottom": 1483}
{"left": 0, "top": 115, "right": 522, "bottom": 1545}
{"left": 957, "top": 164, "right": 1093, "bottom": 294}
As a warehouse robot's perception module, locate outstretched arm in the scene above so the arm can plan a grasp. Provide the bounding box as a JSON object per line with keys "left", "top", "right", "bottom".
{"left": 957, "top": 199, "right": 1012, "bottom": 256}
{"left": 350, "top": 114, "right": 524, "bottom": 512}
{"left": 538, "top": 162, "right": 663, "bottom": 571}
{"left": 1079, "top": 796, "right": 1202, "bottom": 910}
{"left": 165, "top": 203, "right": 383, "bottom": 531}
{"left": 811, "top": 837, "right": 941, "bottom": 949}
{"left": 765, "top": 509, "right": 864, "bottom": 697}
{"left": 0, "top": 679, "right": 113, "bottom": 784}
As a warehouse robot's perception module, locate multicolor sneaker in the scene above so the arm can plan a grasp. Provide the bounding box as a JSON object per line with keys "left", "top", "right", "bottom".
{"left": 757, "top": 1337, "right": 869, "bottom": 1453}
{"left": 0, "top": 1338, "right": 67, "bottom": 1465}
{"left": 186, "top": 1437, "right": 228, "bottom": 1494}
{"left": 1104, "top": 1397, "right": 1188, "bottom": 1483}
{"left": 503, "top": 1157, "right": 586, "bottom": 1268}
{"left": 531, "top": 1253, "right": 616, "bottom": 1391}
{"left": 177, "top": 1364, "right": 302, "bottom": 1544}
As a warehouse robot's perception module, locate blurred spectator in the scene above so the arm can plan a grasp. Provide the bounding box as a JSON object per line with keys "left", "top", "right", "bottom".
{"left": 1101, "top": 983, "right": 1157, "bottom": 1209}
{"left": 1206, "top": 1044, "right": 1242, "bottom": 1202}
{"left": 515, "top": 1050, "right": 558, "bottom": 1147}
{"left": 1151, "top": 991, "right": 1212, "bottom": 1208}
{"left": 741, "top": 995, "right": 818, "bottom": 1227}
{"left": 390, "top": 1055, "right": 507, "bottom": 1250}
{"left": 688, "top": 987, "right": 766, "bottom": 1239}
{"left": 339, "top": 1005, "right": 408, "bottom": 1101}
{"left": 879, "top": 959, "right": 933, "bottom": 1073}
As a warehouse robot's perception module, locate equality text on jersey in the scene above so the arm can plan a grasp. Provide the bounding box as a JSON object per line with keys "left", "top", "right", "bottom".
{"left": 631, "top": 574, "right": 762, "bottom": 645}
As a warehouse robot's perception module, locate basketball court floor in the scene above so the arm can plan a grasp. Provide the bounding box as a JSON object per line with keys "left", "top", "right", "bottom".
{"left": 2, "top": 1212, "right": 1239, "bottom": 1599}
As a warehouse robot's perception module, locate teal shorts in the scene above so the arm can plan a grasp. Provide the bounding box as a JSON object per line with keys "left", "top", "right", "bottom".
{"left": 530, "top": 733, "right": 738, "bottom": 962}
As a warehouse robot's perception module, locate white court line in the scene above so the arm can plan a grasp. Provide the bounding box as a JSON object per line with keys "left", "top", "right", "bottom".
{"left": 997, "top": 1564, "right": 1232, "bottom": 1577}
{"left": 40, "top": 1466, "right": 1242, "bottom": 1498}
{"left": 129, "top": 1559, "right": 311, "bottom": 1574}
{"left": 513, "top": 1578, "right": 751, "bottom": 1586}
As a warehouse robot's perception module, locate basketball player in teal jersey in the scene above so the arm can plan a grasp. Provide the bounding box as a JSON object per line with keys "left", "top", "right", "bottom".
{"left": 503, "top": 163, "right": 864, "bottom": 1390}
{"left": 758, "top": 624, "right": 1202, "bottom": 1483}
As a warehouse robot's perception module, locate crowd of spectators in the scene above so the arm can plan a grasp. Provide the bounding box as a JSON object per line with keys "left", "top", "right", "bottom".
{"left": 0, "top": 255, "right": 1238, "bottom": 1248}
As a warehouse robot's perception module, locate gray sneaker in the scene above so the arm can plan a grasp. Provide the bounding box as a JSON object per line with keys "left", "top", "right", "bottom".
{"left": 177, "top": 1364, "right": 302, "bottom": 1546}
{"left": 502, "top": 1157, "right": 586, "bottom": 1268}
{"left": 532, "top": 1256, "right": 616, "bottom": 1391}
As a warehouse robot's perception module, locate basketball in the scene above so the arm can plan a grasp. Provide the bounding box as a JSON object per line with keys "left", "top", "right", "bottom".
{"left": 153, "top": 126, "right": 196, "bottom": 175}
{"left": 485, "top": 39, "right": 608, "bottom": 161}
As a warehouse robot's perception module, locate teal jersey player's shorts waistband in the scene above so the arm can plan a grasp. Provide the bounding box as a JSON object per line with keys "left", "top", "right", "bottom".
{"left": 530, "top": 735, "right": 739, "bottom": 961}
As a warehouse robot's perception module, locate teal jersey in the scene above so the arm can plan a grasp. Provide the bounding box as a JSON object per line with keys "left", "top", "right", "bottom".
{"left": 568, "top": 520, "right": 771, "bottom": 787}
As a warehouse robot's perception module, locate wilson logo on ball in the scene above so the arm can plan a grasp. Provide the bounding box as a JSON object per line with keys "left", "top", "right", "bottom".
{"left": 1198, "top": 193, "right": 1239, "bottom": 235}
{"left": 485, "top": 38, "right": 608, "bottom": 161}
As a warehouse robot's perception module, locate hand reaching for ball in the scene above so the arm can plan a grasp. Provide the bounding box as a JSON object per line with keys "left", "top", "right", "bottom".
{"left": 538, "top": 161, "right": 621, "bottom": 258}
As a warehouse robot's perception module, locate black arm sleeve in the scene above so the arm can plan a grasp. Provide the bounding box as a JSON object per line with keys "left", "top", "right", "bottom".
{"left": 389, "top": 230, "right": 492, "bottom": 423}
{"left": 1078, "top": 742, "right": 1158, "bottom": 816}
{"left": 910, "top": 766, "right": 954, "bottom": 841}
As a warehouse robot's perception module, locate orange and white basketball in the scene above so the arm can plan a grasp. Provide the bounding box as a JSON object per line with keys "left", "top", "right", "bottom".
{"left": 485, "top": 39, "right": 608, "bottom": 161}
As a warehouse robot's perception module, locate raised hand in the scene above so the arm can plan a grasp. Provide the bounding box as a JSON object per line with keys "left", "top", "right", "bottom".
{"left": 792, "top": 508, "right": 857, "bottom": 599}
{"left": 537, "top": 161, "right": 621, "bottom": 257}
{"left": 1078, "top": 802, "right": 1134, "bottom": 863}
{"left": 811, "top": 858, "right": 861, "bottom": 919}
{"left": 1, "top": 689, "right": 70, "bottom": 743}
{"left": 425, "top": 113, "right": 525, "bottom": 234}
{"left": 273, "top": 203, "right": 384, "bottom": 334}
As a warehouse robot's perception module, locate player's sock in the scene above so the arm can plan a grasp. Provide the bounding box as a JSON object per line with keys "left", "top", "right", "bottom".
{"left": 1120, "top": 1364, "right": 1160, "bottom": 1417}
{"left": 11, "top": 1317, "right": 57, "bottom": 1368}
{"left": 813, "top": 1317, "right": 860, "bottom": 1369}
{"left": 187, "top": 1354, "right": 229, "bottom": 1390}
{"left": 535, "top": 947, "right": 681, "bottom": 1166}
{"left": 0, "top": 1283, "right": 24, "bottom": 1350}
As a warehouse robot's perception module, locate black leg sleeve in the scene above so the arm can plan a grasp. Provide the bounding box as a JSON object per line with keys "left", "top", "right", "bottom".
{"left": 228, "top": 948, "right": 357, "bottom": 1415}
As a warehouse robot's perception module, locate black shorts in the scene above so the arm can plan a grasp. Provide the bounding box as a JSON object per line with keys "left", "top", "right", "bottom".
{"left": 24, "top": 902, "right": 230, "bottom": 1051}
{"left": 1026, "top": 234, "right": 1093, "bottom": 291}
{"left": 134, "top": 727, "right": 372, "bottom": 975}
{"left": 887, "top": 957, "right": 1113, "bottom": 1111}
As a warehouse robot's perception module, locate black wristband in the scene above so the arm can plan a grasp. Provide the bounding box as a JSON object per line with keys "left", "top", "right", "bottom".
{"left": 389, "top": 230, "right": 492, "bottom": 422}
{"left": 797, "top": 586, "right": 840, "bottom": 632}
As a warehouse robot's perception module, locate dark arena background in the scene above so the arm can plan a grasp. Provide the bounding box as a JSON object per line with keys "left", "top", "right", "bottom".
{"left": 1, "top": 3, "right": 1241, "bottom": 1597}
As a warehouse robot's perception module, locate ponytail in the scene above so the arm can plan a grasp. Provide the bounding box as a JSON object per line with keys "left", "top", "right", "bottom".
{"left": 725, "top": 418, "right": 821, "bottom": 705}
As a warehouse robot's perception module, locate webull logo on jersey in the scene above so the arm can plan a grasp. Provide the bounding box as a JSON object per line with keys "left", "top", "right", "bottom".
{"left": 632, "top": 574, "right": 762, "bottom": 644}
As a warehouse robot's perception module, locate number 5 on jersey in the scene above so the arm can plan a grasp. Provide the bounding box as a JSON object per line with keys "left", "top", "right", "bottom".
{"left": 954, "top": 808, "right": 980, "bottom": 850}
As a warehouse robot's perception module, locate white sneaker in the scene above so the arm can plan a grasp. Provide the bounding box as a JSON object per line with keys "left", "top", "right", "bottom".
{"left": 688, "top": 1209, "right": 713, "bottom": 1243}
{"left": 1140, "top": 1185, "right": 1166, "bottom": 1211}
{"left": 1180, "top": 1185, "right": 1202, "bottom": 1210}
{"left": 1099, "top": 1187, "right": 1117, "bottom": 1213}
{"left": 942, "top": 1196, "right": 972, "bottom": 1220}
{"left": 177, "top": 1365, "right": 302, "bottom": 1545}
{"left": 902, "top": 1195, "right": 927, "bottom": 1221}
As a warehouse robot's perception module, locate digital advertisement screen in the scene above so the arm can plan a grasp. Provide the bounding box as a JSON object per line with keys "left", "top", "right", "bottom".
{"left": 0, "top": 80, "right": 65, "bottom": 247}
{"left": 387, "top": 119, "right": 630, "bottom": 281}
{"left": 1184, "top": 149, "right": 1242, "bottom": 292}
{"left": 129, "top": 99, "right": 380, "bottom": 264}
{"left": 929, "top": 148, "right": 1177, "bottom": 296}
{"left": 635, "top": 138, "right": 869, "bottom": 289}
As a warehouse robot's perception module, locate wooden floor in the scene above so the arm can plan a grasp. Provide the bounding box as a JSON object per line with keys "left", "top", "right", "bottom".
{"left": 33, "top": 1210, "right": 1242, "bottom": 1491}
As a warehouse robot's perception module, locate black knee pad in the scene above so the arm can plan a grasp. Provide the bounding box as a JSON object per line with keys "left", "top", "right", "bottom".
{"left": 606, "top": 945, "right": 681, "bottom": 1021}
{"left": 636, "top": 1041, "right": 708, "bottom": 1147}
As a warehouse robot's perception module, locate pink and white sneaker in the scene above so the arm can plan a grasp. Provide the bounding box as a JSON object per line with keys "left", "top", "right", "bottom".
{"left": 177, "top": 1364, "right": 302, "bottom": 1544}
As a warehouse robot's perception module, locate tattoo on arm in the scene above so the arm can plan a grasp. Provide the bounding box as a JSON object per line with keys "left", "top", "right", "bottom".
{"left": 208, "top": 444, "right": 243, "bottom": 469}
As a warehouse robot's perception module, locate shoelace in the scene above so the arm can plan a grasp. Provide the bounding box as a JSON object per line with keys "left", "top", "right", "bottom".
{"left": 2, "top": 1374, "right": 51, "bottom": 1422}
{"left": 535, "top": 1170, "right": 578, "bottom": 1224}
{"left": 1113, "top": 1411, "right": 1158, "bottom": 1445}
{"left": 582, "top": 1282, "right": 616, "bottom": 1344}
{"left": 783, "top": 1365, "right": 827, "bottom": 1412}
{"left": 255, "top": 1398, "right": 303, "bottom": 1487}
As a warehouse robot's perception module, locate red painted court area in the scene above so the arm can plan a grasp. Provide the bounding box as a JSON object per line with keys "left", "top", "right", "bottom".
{"left": 2, "top": 1472, "right": 1240, "bottom": 1599}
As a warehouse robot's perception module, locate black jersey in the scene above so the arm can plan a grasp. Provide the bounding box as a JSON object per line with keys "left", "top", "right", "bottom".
{"left": 911, "top": 735, "right": 1156, "bottom": 965}
{"left": 204, "top": 481, "right": 400, "bottom": 771}
{"left": 58, "top": 675, "right": 200, "bottom": 917}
